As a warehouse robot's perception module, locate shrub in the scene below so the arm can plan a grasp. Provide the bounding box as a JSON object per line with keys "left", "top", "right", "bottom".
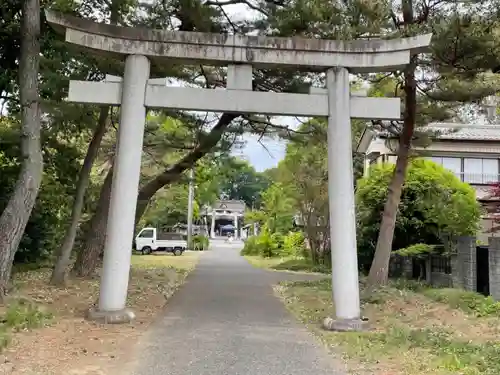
{"left": 271, "top": 232, "right": 284, "bottom": 251}
{"left": 240, "top": 227, "right": 280, "bottom": 257}
{"left": 394, "top": 243, "right": 436, "bottom": 258}
{"left": 356, "top": 159, "right": 481, "bottom": 270}
{"left": 241, "top": 235, "right": 260, "bottom": 256}
{"left": 282, "top": 231, "right": 306, "bottom": 257}
{"left": 192, "top": 235, "right": 209, "bottom": 251}
{"left": 241, "top": 229, "right": 307, "bottom": 259}
{"left": 257, "top": 229, "right": 279, "bottom": 257}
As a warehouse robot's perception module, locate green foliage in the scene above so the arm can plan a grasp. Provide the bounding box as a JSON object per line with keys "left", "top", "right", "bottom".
{"left": 394, "top": 243, "right": 436, "bottom": 258}
{"left": 356, "top": 159, "right": 481, "bottom": 270}
{"left": 260, "top": 117, "right": 364, "bottom": 265}
{"left": 214, "top": 157, "right": 270, "bottom": 208}
{"left": 241, "top": 228, "right": 307, "bottom": 259}
{"left": 241, "top": 236, "right": 260, "bottom": 256}
{"left": 192, "top": 235, "right": 209, "bottom": 251}
{"left": 256, "top": 229, "right": 279, "bottom": 258}
{"left": 282, "top": 231, "right": 306, "bottom": 257}
{"left": 259, "top": 182, "right": 295, "bottom": 233}
{"left": 244, "top": 209, "right": 266, "bottom": 225}
{"left": 0, "top": 119, "right": 81, "bottom": 264}
{"left": 241, "top": 227, "right": 280, "bottom": 258}
{"left": 141, "top": 184, "right": 199, "bottom": 230}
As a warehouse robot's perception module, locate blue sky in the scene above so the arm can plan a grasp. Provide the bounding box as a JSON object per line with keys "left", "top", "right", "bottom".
{"left": 234, "top": 134, "right": 286, "bottom": 172}
{"left": 234, "top": 117, "right": 302, "bottom": 172}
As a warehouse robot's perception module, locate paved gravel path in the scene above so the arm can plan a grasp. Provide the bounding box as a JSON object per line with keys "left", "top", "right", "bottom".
{"left": 130, "top": 240, "right": 345, "bottom": 375}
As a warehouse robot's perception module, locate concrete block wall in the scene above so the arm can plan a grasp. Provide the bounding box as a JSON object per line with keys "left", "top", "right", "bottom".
{"left": 456, "top": 236, "right": 477, "bottom": 292}
{"left": 394, "top": 237, "right": 500, "bottom": 300}
{"left": 429, "top": 271, "right": 453, "bottom": 288}
{"left": 450, "top": 254, "right": 462, "bottom": 288}
{"left": 489, "top": 238, "right": 500, "bottom": 300}
{"left": 426, "top": 254, "right": 453, "bottom": 288}
{"left": 425, "top": 257, "right": 432, "bottom": 284}
{"left": 388, "top": 255, "right": 404, "bottom": 278}
{"left": 402, "top": 257, "right": 413, "bottom": 279}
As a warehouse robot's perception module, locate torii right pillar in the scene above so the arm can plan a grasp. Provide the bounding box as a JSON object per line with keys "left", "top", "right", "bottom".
{"left": 323, "top": 67, "right": 364, "bottom": 331}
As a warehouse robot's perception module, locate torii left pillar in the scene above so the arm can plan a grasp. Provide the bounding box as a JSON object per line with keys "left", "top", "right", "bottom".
{"left": 88, "top": 54, "right": 150, "bottom": 323}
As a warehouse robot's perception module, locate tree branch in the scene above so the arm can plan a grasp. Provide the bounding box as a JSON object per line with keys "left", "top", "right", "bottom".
{"left": 135, "top": 112, "right": 241, "bottom": 222}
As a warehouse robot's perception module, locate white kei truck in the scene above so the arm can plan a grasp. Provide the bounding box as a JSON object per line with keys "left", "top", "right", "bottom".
{"left": 134, "top": 227, "right": 188, "bottom": 256}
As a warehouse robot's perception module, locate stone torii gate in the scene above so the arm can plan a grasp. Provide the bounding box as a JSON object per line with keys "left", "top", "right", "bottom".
{"left": 46, "top": 10, "right": 431, "bottom": 330}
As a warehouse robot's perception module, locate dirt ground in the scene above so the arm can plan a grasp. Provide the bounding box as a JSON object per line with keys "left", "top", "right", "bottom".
{"left": 0, "top": 252, "right": 200, "bottom": 375}
{"left": 277, "top": 279, "right": 500, "bottom": 375}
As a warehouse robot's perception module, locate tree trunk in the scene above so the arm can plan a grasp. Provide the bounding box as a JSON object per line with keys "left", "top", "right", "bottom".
{"left": 65, "top": 0, "right": 122, "bottom": 280}
{"left": 71, "top": 167, "right": 113, "bottom": 278}
{"left": 0, "top": 0, "right": 43, "bottom": 298}
{"left": 367, "top": 66, "right": 417, "bottom": 286}
{"left": 50, "top": 107, "right": 109, "bottom": 285}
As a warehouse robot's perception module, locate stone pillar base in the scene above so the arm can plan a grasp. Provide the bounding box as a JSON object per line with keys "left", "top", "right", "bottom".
{"left": 322, "top": 317, "right": 369, "bottom": 332}
{"left": 86, "top": 307, "right": 135, "bottom": 324}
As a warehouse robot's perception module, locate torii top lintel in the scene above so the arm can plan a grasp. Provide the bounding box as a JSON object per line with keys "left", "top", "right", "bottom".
{"left": 45, "top": 10, "right": 431, "bottom": 73}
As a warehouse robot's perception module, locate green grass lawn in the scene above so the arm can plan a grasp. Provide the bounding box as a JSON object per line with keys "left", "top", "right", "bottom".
{"left": 277, "top": 279, "right": 500, "bottom": 375}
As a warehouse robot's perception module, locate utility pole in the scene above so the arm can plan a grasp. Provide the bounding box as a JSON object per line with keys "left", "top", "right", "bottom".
{"left": 187, "top": 169, "right": 194, "bottom": 249}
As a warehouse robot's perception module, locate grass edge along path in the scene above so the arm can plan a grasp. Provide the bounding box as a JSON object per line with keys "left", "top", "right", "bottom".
{"left": 276, "top": 278, "right": 500, "bottom": 375}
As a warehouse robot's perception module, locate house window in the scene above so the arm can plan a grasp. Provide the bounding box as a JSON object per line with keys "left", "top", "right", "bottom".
{"left": 428, "top": 156, "right": 462, "bottom": 180}
{"left": 429, "top": 156, "right": 443, "bottom": 165}
{"left": 483, "top": 159, "right": 499, "bottom": 183}
{"left": 464, "top": 158, "right": 499, "bottom": 184}
{"left": 442, "top": 157, "right": 462, "bottom": 180}
{"left": 428, "top": 156, "right": 499, "bottom": 184}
